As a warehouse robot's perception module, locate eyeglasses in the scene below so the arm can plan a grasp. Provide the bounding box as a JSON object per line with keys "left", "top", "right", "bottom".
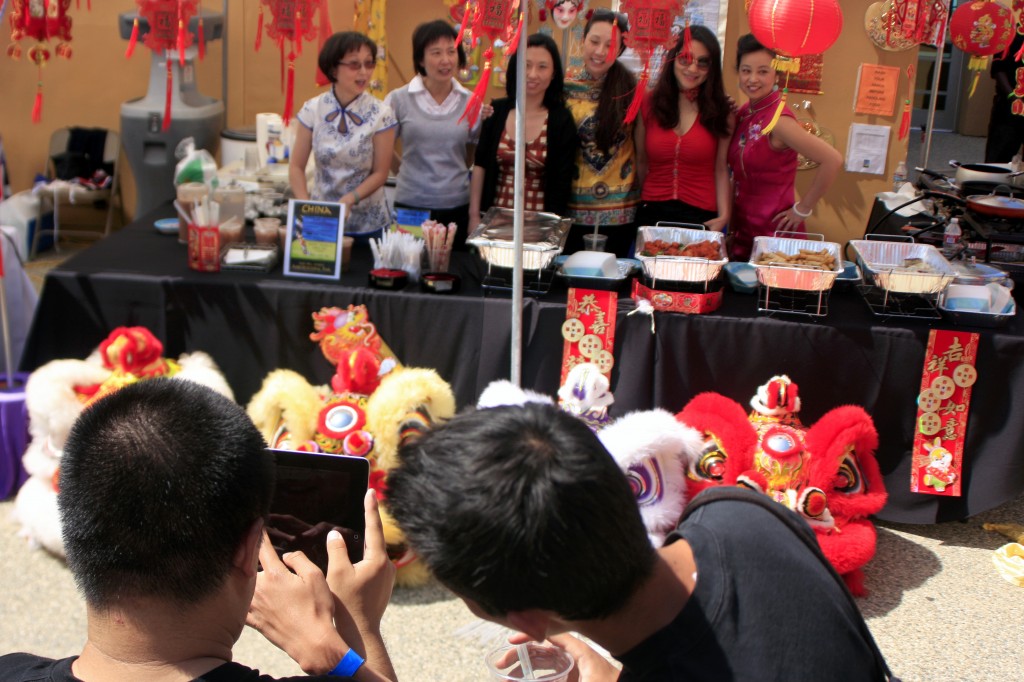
{"left": 338, "top": 59, "right": 376, "bottom": 72}
{"left": 676, "top": 54, "right": 711, "bottom": 71}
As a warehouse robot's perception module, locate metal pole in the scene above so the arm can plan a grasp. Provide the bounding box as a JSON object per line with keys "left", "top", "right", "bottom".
{"left": 221, "top": 0, "right": 229, "bottom": 118}
{"left": 922, "top": 27, "right": 947, "bottom": 170}
{"left": 511, "top": 13, "right": 527, "bottom": 386}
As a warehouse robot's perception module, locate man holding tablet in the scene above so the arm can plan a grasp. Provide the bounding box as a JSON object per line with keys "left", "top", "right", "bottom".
{"left": 0, "top": 379, "right": 396, "bottom": 682}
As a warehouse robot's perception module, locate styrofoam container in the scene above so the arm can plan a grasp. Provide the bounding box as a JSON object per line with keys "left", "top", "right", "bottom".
{"left": 749, "top": 236, "right": 842, "bottom": 291}
{"left": 562, "top": 251, "right": 619, "bottom": 277}
{"left": 635, "top": 226, "right": 727, "bottom": 282}
{"left": 849, "top": 240, "right": 955, "bottom": 294}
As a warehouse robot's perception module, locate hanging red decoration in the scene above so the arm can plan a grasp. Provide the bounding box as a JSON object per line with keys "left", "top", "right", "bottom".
{"left": 125, "top": 1, "right": 200, "bottom": 132}
{"left": 618, "top": 0, "right": 684, "bottom": 124}
{"left": 894, "top": 0, "right": 949, "bottom": 47}
{"left": 747, "top": 0, "right": 843, "bottom": 134}
{"left": 950, "top": 0, "right": 1014, "bottom": 97}
{"left": 898, "top": 64, "right": 914, "bottom": 140}
{"left": 7, "top": 0, "right": 78, "bottom": 123}
{"left": 254, "top": 0, "right": 332, "bottom": 126}
{"left": 457, "top": 0, "right": 523, "bottom": 127}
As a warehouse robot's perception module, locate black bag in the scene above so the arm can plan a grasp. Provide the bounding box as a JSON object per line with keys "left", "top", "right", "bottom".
{"left": 50, "top": 151, "right": 92, "bottom": 180}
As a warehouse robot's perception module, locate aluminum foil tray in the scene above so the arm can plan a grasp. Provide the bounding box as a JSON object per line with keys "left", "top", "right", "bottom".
{"left": 849, "top": 240, "right": 955, "bottom": 295}
{"left": 749, "top": 236, "right": 842, "bottom": 291}
{"left": 635, "top": 226, "right": 727, "bottom": 282}
{"left": 467, "top": 207, "right": 571, "bottom": 271}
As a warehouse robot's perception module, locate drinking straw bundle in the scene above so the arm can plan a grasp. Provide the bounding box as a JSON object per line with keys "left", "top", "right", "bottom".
{"left": 422, "top": 220, "right": 456, "bottom": 273}
{"left": 174, "top": 192, "right": 220, "bottom": 228}
{"left": 370, "top": 229, "right": 424, "bottom": 280}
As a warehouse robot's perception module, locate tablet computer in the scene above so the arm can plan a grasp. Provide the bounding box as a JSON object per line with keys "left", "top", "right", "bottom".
{"left": 266, "top": 449, "right": 369, "bottom": 572}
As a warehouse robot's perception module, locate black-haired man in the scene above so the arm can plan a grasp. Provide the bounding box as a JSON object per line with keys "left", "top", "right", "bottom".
{"left": 0, "top": 379, "right": 395, "bottom": 681}
{"left": 387, "top": 403, "right": 890, "bottom": 681}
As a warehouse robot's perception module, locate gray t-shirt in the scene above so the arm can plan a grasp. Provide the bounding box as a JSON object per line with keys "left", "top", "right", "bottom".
{"left": 385, "top": 78, "right": 480, "bottom": 210}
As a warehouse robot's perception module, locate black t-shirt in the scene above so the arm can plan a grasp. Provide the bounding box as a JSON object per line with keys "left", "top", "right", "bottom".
{"left": 615, "top": 488, "right": 885, "bottom": 681}
{"left": 0, "top": 654, "right": 353, "bottom": 681}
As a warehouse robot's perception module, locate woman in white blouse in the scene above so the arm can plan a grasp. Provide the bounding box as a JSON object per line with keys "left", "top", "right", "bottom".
{"left": 384, "top": 20, "right": 481, "bottom": 250}
{"left": 291, "top": 32, "right": 397, "bottom": 238}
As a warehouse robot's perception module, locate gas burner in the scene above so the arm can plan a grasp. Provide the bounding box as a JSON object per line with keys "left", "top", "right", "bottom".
{"left": 962, "top": 211, "right": 1024, "bottom": 237}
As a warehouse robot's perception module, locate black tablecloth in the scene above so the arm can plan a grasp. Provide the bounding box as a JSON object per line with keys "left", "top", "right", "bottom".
{"left": 23, "top": 204, "right": 1024, "bottom": 523}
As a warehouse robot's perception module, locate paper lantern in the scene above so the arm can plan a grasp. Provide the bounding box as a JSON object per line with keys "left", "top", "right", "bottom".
{"left": 950, "top": 0, "right": 1014, "bottom": 96}
{"left": 124, "top": 1, "right": 199, "bottom": 132}
{"left": 456, "top": 0, "right": 523, "bottom": 127}
{"left": 255, "top": 0, "right": 332, "bottom": 125}
{"left": 747, "top": 0, "right": 843, "bottom": 61}
{"left": 619, "top": 0, "right": 683, "bottom": 124}
{"left": 747, "top": 0, "right": 843, "bottom": 134}
{"left": 6, "top": 0, "right": 79, "bottom": 123}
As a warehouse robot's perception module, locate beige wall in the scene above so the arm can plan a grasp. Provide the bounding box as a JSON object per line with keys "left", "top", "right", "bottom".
{"left": 3, "top": 0, "right": 914, "bottom": 240}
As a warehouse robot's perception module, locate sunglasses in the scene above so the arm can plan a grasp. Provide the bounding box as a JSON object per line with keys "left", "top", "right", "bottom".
{"left": 338, "top": 59, "right": 376, "bottom": 72}
{"left": 676, "top": 54, "right": 712, "bottom": 71}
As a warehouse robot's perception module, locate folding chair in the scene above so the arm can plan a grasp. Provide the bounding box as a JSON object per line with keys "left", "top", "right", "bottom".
{"left": 30, "top": 127, "right": 123, "bottom": 259}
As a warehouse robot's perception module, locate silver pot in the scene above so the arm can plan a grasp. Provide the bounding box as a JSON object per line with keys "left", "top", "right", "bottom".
{"left": 951, "top": 161, "right": 1023, "bottom": 186}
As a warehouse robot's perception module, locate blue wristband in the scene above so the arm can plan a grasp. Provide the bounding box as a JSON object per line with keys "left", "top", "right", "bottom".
{"left": 329, "top": 648, "right": 365, "bottom": 677}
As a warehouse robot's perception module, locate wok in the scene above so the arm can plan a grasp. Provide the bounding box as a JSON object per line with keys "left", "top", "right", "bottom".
{"left": 965, "top": 193, "right": 1024, "bottom": 220}
{"left": 949, "top": 160, "right": 1024, "bottom": 186}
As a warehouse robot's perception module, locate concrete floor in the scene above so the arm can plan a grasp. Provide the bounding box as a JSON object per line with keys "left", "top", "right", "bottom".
{"left": 2, "top": 493, "right": 1022, "bottom": 681}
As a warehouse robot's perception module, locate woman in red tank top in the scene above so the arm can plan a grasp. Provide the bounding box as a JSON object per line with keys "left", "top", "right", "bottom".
{"left": 634, "top": 26, "right": 734, "bottom": 232}
{"left": 726, "top": 34, "right": 843, "bottom": 260}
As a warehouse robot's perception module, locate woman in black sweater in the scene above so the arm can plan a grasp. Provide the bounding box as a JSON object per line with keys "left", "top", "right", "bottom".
{"left": 469, "top": 33, "right": 579, "bottom": 224}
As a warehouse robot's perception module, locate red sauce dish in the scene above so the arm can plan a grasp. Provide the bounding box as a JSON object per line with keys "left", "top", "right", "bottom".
{"left": 368, "top": 268, "right": 409, "bottom": 290}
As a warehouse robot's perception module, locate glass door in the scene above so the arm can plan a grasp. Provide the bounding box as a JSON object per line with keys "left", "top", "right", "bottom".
{"left": 912, "top": 1, "right": 964, "bottom": 132}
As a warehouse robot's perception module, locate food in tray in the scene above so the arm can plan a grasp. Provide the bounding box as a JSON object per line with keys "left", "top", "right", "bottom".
{"left": 640, "top": 239, "right": 722, "bottom": 259}
{"left": 891, "top": 258, "right": 939, "bottom": 274}
{"left": 754, "top": 248, "right": 836, "bottom": 270}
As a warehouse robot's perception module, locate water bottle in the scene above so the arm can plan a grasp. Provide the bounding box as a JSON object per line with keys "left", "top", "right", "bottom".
{"left": 893, "top": 160, "right": 908, "bottom": 192}
{"left": 943, "top": 217, "right": 961, "bottom": 258}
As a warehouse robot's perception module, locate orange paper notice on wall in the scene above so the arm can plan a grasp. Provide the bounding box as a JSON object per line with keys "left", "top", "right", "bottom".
{"left": 854, "top": 64, "right": 900, "bottom": 116}
{"left": 910, "top": 329, "right": 980, "bottom": 498}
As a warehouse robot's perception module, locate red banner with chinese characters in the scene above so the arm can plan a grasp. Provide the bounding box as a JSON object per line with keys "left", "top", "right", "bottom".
{"left": 910, "top": 329, "right": 979, "bottom": 497}
{"left": 561, "top": 288, "right": 617, "bottom": 384}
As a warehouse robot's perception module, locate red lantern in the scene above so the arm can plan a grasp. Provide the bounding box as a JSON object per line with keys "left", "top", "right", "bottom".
{"left": 747, "top": 0, "right": 843, "bottom": 60}
{"left": 747, "top": 0, "right": 843, "bottom": 134}
{"left": 950, "top": 0, "right": 1014, "bottom": 96}
{"left": 6, "top": 0, "right": 78, "bottom": 123}
{"left": 124, "top": 1, "right": 199, "bottom": 132}
{"left": 619, "top": 0, "right": 683, "bottom": 124}
{"left": 456, "top": 0, "right": 523, "bottom": 127}
{"left": 254, "top": 0, "right": 332, "bottom": 126}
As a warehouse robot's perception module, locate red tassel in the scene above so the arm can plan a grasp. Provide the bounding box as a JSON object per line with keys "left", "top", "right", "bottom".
{"left": 607, "top": 21, "right": 618, "bottom": 65}
{"left": 283, "top": 54, "right": 296, "bottom": 127}
{"left": 539, "top": 8, "right": 546, "bottom": 22}
{"left": 623, "top": 66, "right": 648, "bottom": 124}
{"left": 163, "top": 54, "right": 173, "bottom": 132}
{"left": 683, "top": 22, "right": 692, "bottom": 60}
{"left": 295, "top": 8, "right": 302, "bottom": 56}
{"left": 280, "top": 40, "right": 286, "bottom": 92}
{"left": 177, "top": 17, "right": 186, "bottom": 67}
{"left": 125, "top": 17, "right": 139, "bottom": 58}
{"left": 198, "top": 18, "right": 206, "bottom": 60}
{"left": 32, "top": 84, "right": 43, "bottom": 124}
{"left": 255, "top": 5, "right": 264, "bottom": 51}
{"left": 898, "top": 100, "right": 911, "bottom": 141}
{"left": 459, "top": 48, "right": 493, "bottom": 127}
{"left": 316, "top": 0, "right": 333, "bottom": 87}
{"left": 506, "top": 10, "right": 524, "bottom": 59}
{"left": 1016, "top": 37, "right": 1024, "bottom": 62}
{"left": 455, "top": 3, "right": 473, "bottom": 47}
